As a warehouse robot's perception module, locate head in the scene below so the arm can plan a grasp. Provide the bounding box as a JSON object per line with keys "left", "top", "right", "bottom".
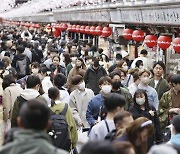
{"left": 113, "top": 142, "right": 135, "bottom": 154}
{"left": 126, "top": 117, "right": 153, "bottom": 146}
{"left": 38, "top": 67, "right": 51, "bottom": 80}
{"left": 99, "top": 76, "right": 112, "bottom": 95}
{"left": 52, "top": 56, "right": 60, "bottom": 67}
{"left": 109, "top": 71, "right": 122, "bottom": 90}
{"left": 104, "top": 93, "right": 126, "bottom": 114}
{"left": 92, "top": 57, "right": 100, "bottom": 69}
{"left": 70, "top": 53, "right": 78, "bottom": 63}
{"left": 116, "top": 60, "right": 128, "bottom": 72}
{"left": 2, "top": 74, "right": 16, "bottom": 90}
{"left": 26, "top": 75, "right": 41, "bottom": 91}
{"left": 17, "top": 99, "right": 50, "bottom": 131}
{"left": 116, "top": 53, "right": 122, "bottom": 63}
{"left": 16, "top": 45, "right": 25, "bottom": 54}
{"left": 153, "top": 61, "right": 165, "bottom": 77}
{"left": 138, "top": 69, "right": 151, "bottom": 85}
{"left": 71, "top": 75, "right": 85, "bottom": 91}
{"left": 63, "top": 53, "right": 71, "bottom": 66}
{"left": 53, "top": 73, "right": 67, "bottom": 89}
{"left": 132, "top": 73, "right": 140, "bottom": 85}
{"left": 80, "top": 141, "right": 116, "bottom": 154}
{"left": 135, "top": 60, "right": 143, "bottom": 69}
{"left": 114, "top": 111, "right": 134, "bottom": 132}
{"left": 2, "top": 56, "right": 11, "bottom": 68}
{"left": 31, "top": 62, "right": 40, "bottom": 75}
{"left": 48, "top": 87, "right": 60, "bottom": 102}
{"left": 140, "top": 49, "right": 148, "bottom": 57}
{"left": 71, "top": 45, "right": 77, "bottom": 53}
{"left": 171, "top": 74, "right": 180, "bottom": 92}
{"left": 50, "top": 48, "right": 58, "bottom": 58}
{"left": 76, "top": 57, "right": 85, "bottom": 69}
{"left": 133, "top": 89, "right": 149, "bottom": 107}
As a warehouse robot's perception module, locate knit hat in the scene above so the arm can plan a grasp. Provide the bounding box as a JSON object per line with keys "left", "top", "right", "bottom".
{"left": 148, "top": 144, "right": 177, "bottom": 154}
{"left": 172, "top": 115, "right": 180, "bottom": 133}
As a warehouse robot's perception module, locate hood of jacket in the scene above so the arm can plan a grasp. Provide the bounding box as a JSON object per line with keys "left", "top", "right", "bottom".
{"left": 20, "top": 89, "right": 40, "bottom": 100}
{"left": 16, "top": 53, "right": 27, "bottom": 61}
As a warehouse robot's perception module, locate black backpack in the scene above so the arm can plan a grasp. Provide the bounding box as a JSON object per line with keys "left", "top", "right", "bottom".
{"left": 48, "top": 104, "right": 71, "bottom": 152}
{"left": 16, "top": 56, "right": 28, "bottom": 76}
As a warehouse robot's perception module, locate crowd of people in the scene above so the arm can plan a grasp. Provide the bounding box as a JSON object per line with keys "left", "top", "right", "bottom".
{"left": 0, "top": 24, "right": 179, "bottom": 154}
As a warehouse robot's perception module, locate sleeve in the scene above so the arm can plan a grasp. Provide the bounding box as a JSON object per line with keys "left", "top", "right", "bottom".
{"left": 153, "top": 90, "right": 159, "bottom": 110}
{"left": 89, "top": 126, "right": 98, "bottom": 141}
{"left": 84, "top": 69, "right": 89, "bottom": 84}
{"left": 129, "top": 106, "right": 143, "bottom": 119}
{"left": 86, "top": 100, "right": 96, "bottom": 127}
{"left": 11, "top": 98, "right": 20, "bottom": 127}
{"left": 2, "top": 89, "right": 11, "bottom": 122}
{"left": 65, "top": 106, "right": 78, "bottom": 148}
{"left": 69, "top": 94, "right": 82, "bottom": 124}
{"left": 11, "top": 56, "right": 17, "bottom": 68}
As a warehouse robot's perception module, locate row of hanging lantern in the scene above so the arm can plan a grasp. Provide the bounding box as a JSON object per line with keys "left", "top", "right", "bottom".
{"left": 53, "top": 23, "right": 113, "bottom": 38}
{"left": 123, "top": 28, "right": 180, "bottom": 53}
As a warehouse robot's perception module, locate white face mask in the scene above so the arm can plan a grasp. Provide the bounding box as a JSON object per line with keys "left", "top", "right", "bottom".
{"left": 141, "top": 77, "right": 150, "bottom": 84}
{"left": 139, "top": 65, "right": 143, "bottom": 69}
{"left": 123, "top": 66, "right": 128, "bottom": 72}
{"left": 101, "top": 85, "right": 112, "bottom": 95}
{"left": 32, "top": 68, "right": 39, "bottom": 75}
{"left": 136, "top": 97, "right": 145, "bottom": 105}
{"left": 81, "top": 51, "right": 85, "bottom": 55}
{"left": 78, "top": 81, "right": 85, "bottom": 90}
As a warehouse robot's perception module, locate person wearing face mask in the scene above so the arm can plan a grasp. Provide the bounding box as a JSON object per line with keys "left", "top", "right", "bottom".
{"left": 99, "top": 53, "right": 110, "bottom": 71}
{"left": 135, "top": 60, "right": 144, "bottom": 70}
{"left": 86, "top": 76, "right": 112, "bottom": 127}
{"left": 138, "top": 69, "right": 159, "bottom": 110}
{"left": 66, "top": 53, "right": 78, "bottom": 76}
{"left": 67, "top": 58, "right": 86, "bottom": 93}
{"left": 109, "top": 71, "right": 133, "bottom": 110}
{"left": 84, "top": 57, "right": 107, "bottom": 95}
{"left": 159, "top": 74, "right": 180, "bottom": 132}
{"left": 129, "top": 89, "right": 162, "bottom": 149}
{"left": 69, "top": 75, "right": 94, "bottom": 128}
{"left": 128, "top": 73, "right": 140, "bottom": 96}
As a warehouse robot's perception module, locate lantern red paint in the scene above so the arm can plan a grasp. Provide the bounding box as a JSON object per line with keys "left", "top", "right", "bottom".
{"left": 71, "top": 25, "right": 77, "bottom": 32}
{"left": 157, "top": 36, "right": 172, "bottom": 50}
{"left": 101, "top": 27, "right": 112, "bottom": 37}
{"left": 54, "top": 24, "right": 60, "bottom": 30}
{"left": 76, "top": 25, "right": 81, "bottom": 33}
{"left": 61, "top": 24, "right": 68, "bottom": 31}
{"left": 90, "top": 26, "right": 96, "bottom": 36}
{"left": 123, "top": 29, "right": 133, "bottom": 40}
{"left": 172, "top": 38, "right": 180, "bottom": 53}
{"left": 80, "top": 25, "right": 85, "bottom": 33}
{"left": 132, "top": 30, "right": 144, "bottom": 42}
{"left": 34, "top": 24, "right": 40, "bottom": 29}
{"left": 95, "top": 26, "right": 103, "bottom": 36}
{"left": 144, "top": 35, "right": 157, "bottom": 48}
{"left": 85, "top": 26, "right": 91, "bottom": 35}
{"left": 68, "top": 25, "right": 72, "bottom": 32}
{"left": 53, "top": 29, "right": 61, "bottom": 38}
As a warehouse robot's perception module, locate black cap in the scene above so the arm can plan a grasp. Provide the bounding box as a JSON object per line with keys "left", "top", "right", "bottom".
{"left": 172, "top": 115, "right": 180, "bottom": 133}
{"left": 92, "top": 57, "right": 99, "bottom": 62}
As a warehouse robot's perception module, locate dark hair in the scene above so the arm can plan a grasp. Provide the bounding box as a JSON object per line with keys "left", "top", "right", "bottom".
{"left": 116, "top": 60, "right": 126, "bottom": 68}
{"left": 16, "top": 45, "right": 25, "bottom": 53}
{"left": 133, "top": 89, "right": 149, "bottom": 108}
{"left": 153, "top": 61, "right": 165, "bottom": 70}
{"left": 52, "top": 56, "right": 60, "bottom": 62}
{"left": 135, "top": 60, "right": 143, "bottom": 68}
{"left": 19, "top": 99, "right": 50, "bottom": 130}
{"left": 50, "top": 48, "right": 58, "bottom": 53}
{"left": 48, "top": 87, "right": 59, "bottom": 107}
{"left": 171, "top": 74, "right": 180, "bottom": 85}
{"left": 63, "top": 53, "right": 71, "bottom": 67}
{"left": 98, "top": 48, "right": 103, "bottom": 54}
{"left": 140, "top": 49, "right": 148, "bottom": 55}
{"left": 99, "top": 76, "right": 112, "bottom": 85}
{"left": 39, "top": 67, "right": 50, "bottom": 75}
{"left": 71, "top": 75, "right": 83, "bottom": 85}
{"left": 76, "top": 57, "right": 86, "bottom": 69}
{"left": 80, "top": 141, "right": 116, "bottom": 154}
{"left": 2, "top": 74, "right": 16, "bottom": 90}
{"left": 109, "top": 71, "right": 121, "bottom": 79}
{"left": 138, "top": 69, "right": 151, "bottom": 77}
{"left": 31, "top": 62, "right": 40, "bottom": 68}
{"left": 114, "top": 111, "right": 132, "bottom": 125}
{"left": 172, "top": 115, "right": 180, "bottom": 133}
{"left": 26, "top": 75, "right": 41, "bottom": 88}
{"left": 104, "top": 93, "right": 126, "bottom": 112}
{"left": 113, "top": 142, "right": 134, "bottom": 154}
{"left": 132, "top": 73, "right": 139, "bottom": 82}
{"left": 116, "top": 53, "right": 122, "bottom": 60}
{"left": 53, "top": 73, "right": 67, "bottom": 89}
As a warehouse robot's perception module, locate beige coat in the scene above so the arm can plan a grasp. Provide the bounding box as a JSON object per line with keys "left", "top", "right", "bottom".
{"left": 3, "top": 83, "right": 23, "bottom": 122}
{"left": 69, "top": 88, "right": 94, "bottom": 128}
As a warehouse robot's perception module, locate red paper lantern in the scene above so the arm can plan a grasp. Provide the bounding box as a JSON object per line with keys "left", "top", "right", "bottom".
{"left": 53, "top": 29, "right": 61, "bottom": 38}
{"left": 61, "top": 24, "right": 68, "bottom": 31}
{"left": 132, "top": 30, "right": 144, "bottom": 42}
{"left": 71, "top": 25, "right": 77, "bottom": 32}
{"left": 101, "top": 27, "right": 112, "bottom": 37}
{"left": 54, "top": 24, "right": 60, "bottom": 30}
{"left": 144, "top": 35, "right": 157, "bottom": 48}
{"left": 95, "top": 26, "right": 103, "bottom": 36}
{"left": 85, "top": 26, "right": 91, "bottom": 35}
{"left": 123, "top": 29, "right": 133, "bottom": 40}
{"left": 157, "top": 36, "right": 172, "bottom": 50}
{"left": 34, "top": 24, "right": 40, "bottom": 29}
{"left": 76, "top": 25, "right": 81, "bottom": 33}
{"left": 90, "top": 26, "right": 96, "bottom": 36}
{"left": 172, "top": 38, "right": 180, "bottom": 53}
{"left": 68, "top": 25, "right": 72, "bottom": 32}
{"left": 80, "top": 25, "right": 85, "bottom": 33}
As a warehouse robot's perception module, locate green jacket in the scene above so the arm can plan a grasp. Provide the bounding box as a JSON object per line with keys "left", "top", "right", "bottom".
{"left": 51, "top": 103, "right": 78, "bottom": 148}
{"left": 158, "top": 89, "right": 172, "bottom": 130}
{"left": 149, "top": 77, "right": 170, "bottom": 100}
{"left": 0, "top": 129, "right": 68, "bottom": 154}
{"left": 66, "top": 63, "right": 73, "bottom": 76}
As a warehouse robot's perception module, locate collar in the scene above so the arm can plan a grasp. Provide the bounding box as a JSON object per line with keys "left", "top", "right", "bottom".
{"left": 172, "top": 88, "right": 179, "bottom": 96}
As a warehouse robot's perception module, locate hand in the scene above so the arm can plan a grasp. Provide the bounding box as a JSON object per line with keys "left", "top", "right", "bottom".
{"left": 149, "top": 110, "right": 155, "bottom": 117}
{"left": 78, "top": 122, "right": 84, "bottom": 127}
{"left": 169, "top": 108, "right": 180, "bottom": 114}
{"left": 94, "top": 121, "right": 99, "bottom": 125}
